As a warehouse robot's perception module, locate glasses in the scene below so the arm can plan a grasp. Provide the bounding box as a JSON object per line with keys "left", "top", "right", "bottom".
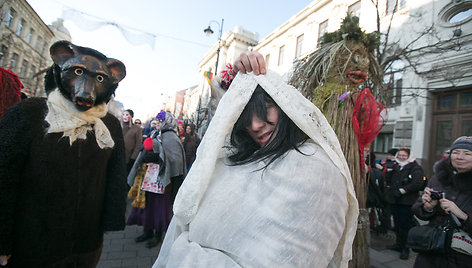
{"left": 135, "top": 122, "right": 141, "bottom": 125}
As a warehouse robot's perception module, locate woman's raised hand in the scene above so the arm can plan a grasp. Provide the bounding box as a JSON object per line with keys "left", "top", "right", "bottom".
{"left": 233, "top": 51, "right": 266, "bottom": 76}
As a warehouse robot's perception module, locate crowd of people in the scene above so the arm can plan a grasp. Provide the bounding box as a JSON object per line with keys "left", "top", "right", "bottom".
{"left": 366, "top": 137, "right": 472, "bottom": 267}
{"left": 121, "top": 109, "right": 200, "bottom": 249}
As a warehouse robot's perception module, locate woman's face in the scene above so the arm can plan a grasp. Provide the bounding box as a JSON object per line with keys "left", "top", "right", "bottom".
{"left": 396, "top": 150, "right": 409, "bottom": 162}
{"left": 178, "top": 124, "right": 184, "bottom": 131}
{"left": 451, "top": 149, "right": 472, "bottom": 173}
{"left": 186, "top": 126, "right": 191, "bottom": 134}
{"left": 122, "top": 111, "right": 131, "bottom": 123}
{"left": 246, "top": 103, "right": 279, "bottom": 147}
{"left": 157, "top": 121, "right": 163, "bottom": 129}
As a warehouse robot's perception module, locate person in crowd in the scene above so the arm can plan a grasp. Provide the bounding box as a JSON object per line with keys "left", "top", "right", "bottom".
{"left": 382, "top": 148, "right": 398, "bottom": 174}
{"left": 126, "top": 115, "right": 173, "bottom": 249}
{"left": 433, "top": 148, "right": 451, "bottom": 174}
{"left": 122, "top": 109, "right": 143, "bottom": 174}
{"left": 177, "top": 120, "right": 185, "bottom": 137}
{"left": 153, "top": 52, "right": 358, "bottom": 268}
{"left": 143, "top": 120, "right": 158, "bottom": 141}
{"left": 155, "top": 111, "right": 186, "bottom": 204}
{"left": 412, "top": 136, "right": 472, "bottom": 267}
{"left": 182, "top": 131, "right": 196, "bottom": 171}
{"left": 134, "top": 119, "right": 143, "bottom": 128}
{"left": 185, "top": 123, "right": 201, "bottom": 148}
{"left": 366, "top": 152, "right": 388, "bottom": 234}
{"left": 0, "top": 41, "right": 127, "bottom": 267}
{"left": 386, "top": 148, "right": 425, "bottom": 260}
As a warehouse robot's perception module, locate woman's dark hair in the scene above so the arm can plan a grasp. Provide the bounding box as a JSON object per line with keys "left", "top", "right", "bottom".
{"left": 368, "top": 152, "right": 377, "bottom": 168}
{"left": 228, "top": 85, "right": 308, "bottom": 168}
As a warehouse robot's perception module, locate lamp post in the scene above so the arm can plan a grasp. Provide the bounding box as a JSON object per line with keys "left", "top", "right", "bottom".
{"left": 203, "top": 18, "right": 224, "bottom": 75}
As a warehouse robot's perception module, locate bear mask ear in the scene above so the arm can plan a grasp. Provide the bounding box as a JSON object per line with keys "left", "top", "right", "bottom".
{"left": 107, "top": 59, "right": 126, "bottom": 83}
{"left": 50, "top": 40, "right": 77, "bottom": 66}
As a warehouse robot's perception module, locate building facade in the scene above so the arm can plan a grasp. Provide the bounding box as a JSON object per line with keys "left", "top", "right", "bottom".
{"left": 0, "top": 0, "right": 71, "bottom": 97}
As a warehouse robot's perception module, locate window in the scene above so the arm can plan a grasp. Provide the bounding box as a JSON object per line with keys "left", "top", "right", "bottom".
{"left": 265, "top": 54, "right": 270, "bottom": 68}
{"left": 440, "top": 2, "right": 472, "bottom": 26}
{"left": 16, "top": 19, "right": 25, "bottom": 36}
{"left": 278, "top": 45, "right": 285, "bottom": 66}
{"left": 26, "top": 28, "right": 34, "bottom": 44}
{"left": 348, "top": 1, "right": 361, "bottom": 18}
{"left": 20, "top": 60, "right": 28, "bottom": 76}
{"left": 386, "top": 76, "right": 402, "bottom": 106}
{"left": 30, "top": 65, "right": 37, "bottom": 78}
{"left": 5, "top": 8, "right": 15, "bottom": 27}
{"left": 372, "top": 132, "right": 393, "bottom": 153}
{"left": 295, "top": 34, "right": 304, "bottom": 58}
{"left": 450, "top": 8, "right": 472, "bottom": 23}
{"left": 35, "top": 37, "right": 42, "bottom": 51}
{"left": 10, "top": 53, "right": 18, "bottom": 70}
{"left": 0, "top": 45, "right": 7, "bottom": 66}
{"left": 318, "top": 20, "right": 328, "bottom": 41}
{"left": 387, "top": 0, "right": 405, "bottom": 14}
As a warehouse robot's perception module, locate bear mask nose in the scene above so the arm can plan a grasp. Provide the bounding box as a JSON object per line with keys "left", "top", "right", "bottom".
{"left": 75, "top": 96, "right": 95, "bottom": 111}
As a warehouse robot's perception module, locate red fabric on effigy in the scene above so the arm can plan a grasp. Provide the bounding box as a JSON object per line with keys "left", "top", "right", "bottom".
{"left": 352, "top": 88, "right": 387, "bottom": 168}
{"left": 0, "top": 67, "right": 24, "bottom": 120}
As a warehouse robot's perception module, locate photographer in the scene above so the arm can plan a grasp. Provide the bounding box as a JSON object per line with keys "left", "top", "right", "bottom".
{"left": 386, "top": 148, "right": 425, "bottom": 260}
{"left": 412, "top": 136, "right": 472, "bottom": 267}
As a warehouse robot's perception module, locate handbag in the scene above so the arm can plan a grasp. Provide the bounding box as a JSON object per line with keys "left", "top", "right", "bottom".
{"left": 141, "top": 163, "right": 165, "bottom": 194}
{"left": 451, "top": 229, "right": 472, "bottom": 255}
{"left": 406, "top": 223, "right": 448, "bottom": 254}
{"left": 449, "top": 195, "right": 472, "bottom": 255}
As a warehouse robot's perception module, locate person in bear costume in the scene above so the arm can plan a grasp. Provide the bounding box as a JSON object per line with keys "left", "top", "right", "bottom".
{"left": 0, "top": 40, "right": 127, "bottom": 267}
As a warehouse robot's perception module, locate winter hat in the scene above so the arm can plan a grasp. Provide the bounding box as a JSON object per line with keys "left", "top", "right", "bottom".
{"left": 151, "top": 120, "right": 158, "bottom": 125}
{"left": 143, "top": 137, "right": 153, "bottom": 151}
{"left": 387, "top": 148, "right": 398, "bottom": 156}
{"left": 125, "top": 109, "right": 134, "bottom": 118}
{"left": 450, "top": 136, "right": 472, "bottom": 153}
{"left": 156, "top": 110, "right": 166, "bottom": 122}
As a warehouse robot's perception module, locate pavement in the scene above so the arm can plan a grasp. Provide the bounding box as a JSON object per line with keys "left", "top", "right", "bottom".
{"left": 98, "top": 201, "right": 416, "bottom": 268}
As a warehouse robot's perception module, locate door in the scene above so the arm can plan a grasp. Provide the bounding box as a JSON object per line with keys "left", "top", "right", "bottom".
{"left": 428, "top": 88, "right": 472, "bottom": 177}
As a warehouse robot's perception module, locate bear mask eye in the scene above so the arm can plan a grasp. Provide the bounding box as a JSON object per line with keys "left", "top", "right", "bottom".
{"left": 74, "top": 68, "right": 84, "bottom": 76}
{"left": 96, "top": 75, "right": 104, "bottom": 82}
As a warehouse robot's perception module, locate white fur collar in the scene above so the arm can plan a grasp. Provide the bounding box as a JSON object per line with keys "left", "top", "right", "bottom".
{"left": 45, "top": 89, "right": 114, "bottom": 149}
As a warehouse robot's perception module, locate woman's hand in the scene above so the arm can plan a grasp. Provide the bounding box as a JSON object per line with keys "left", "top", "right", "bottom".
{"left": 0, "top": 255, "right": 11, "bottom": 266}
{"left": 422, "top": 187, "right": 438, "bottom": 211}
{"left": 440, "top": 198, "right": 469, "bottom": 220}
{"left": 233, "top": 51, "right": 266, "bottom": 75}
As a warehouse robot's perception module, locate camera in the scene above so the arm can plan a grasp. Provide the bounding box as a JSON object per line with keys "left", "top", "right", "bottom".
{"left": 430, "top": 190, "right": 444, "bottom": 200}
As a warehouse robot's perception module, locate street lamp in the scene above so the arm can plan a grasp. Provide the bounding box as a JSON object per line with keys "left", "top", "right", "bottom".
{"left": 203, "top": 19, "right": 224, "bottom": 75}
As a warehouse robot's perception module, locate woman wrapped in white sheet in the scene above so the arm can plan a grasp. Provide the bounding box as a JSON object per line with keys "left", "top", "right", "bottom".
{"left": 153, "top": 52, "right": 358, "bottom": 268}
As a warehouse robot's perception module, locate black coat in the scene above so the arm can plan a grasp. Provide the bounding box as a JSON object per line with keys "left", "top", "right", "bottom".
{"left": 0, "top": 98, "right": 127, "bottom": 267}
{"left": 412, "top": 158, "right": 472, "bottom": 267}
{"left": 386, "top": 160, "right": 425, "bottom": 205}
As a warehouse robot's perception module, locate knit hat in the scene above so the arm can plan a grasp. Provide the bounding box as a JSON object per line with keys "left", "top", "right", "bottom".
{"left": 125, "top": 109, "right": 134, "bottom": 118}
{"left": 143, "top": 137, "right": 153, "bottom": 151}
{"left": 450, "top": 136, "right": 472, "bottom": 153}
{"left": 156, "top": 110, "right": 166, "bottom": 122}
{"left": 387, "top": 148, "right": 398, "bottom": 156}
{"left": 151, "top": 120, "right": 158, "bottom": 125}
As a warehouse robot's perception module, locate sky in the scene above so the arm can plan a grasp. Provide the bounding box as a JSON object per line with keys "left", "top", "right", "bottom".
{"left": 27, "top": 0, "right": 314, "bottom": 121}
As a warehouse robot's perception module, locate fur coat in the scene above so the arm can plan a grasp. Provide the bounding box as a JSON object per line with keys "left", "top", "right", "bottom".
{"left": 0, "top": 97, "right": 127, "bottom": 267}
